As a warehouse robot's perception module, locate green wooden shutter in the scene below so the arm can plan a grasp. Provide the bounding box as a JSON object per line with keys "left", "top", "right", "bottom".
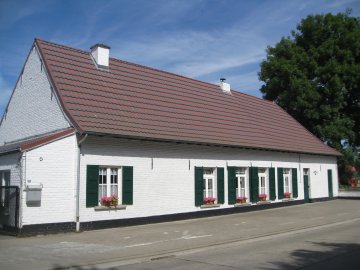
{"left": 292, "top": 168, "right": 298, "bottom": 198}
{"left": 227, "top": 167, "right": 236, "bottom": 204}
{"left": 86, "top": 165, "right": 99, "bottom": 207}
{"left": 217, "top": 167, "right": 225, "bottom": 204}
{"left": 195, "top": 167, "right": 204, "bottom": 206}
{"left": 277, "top": 168, "right": 284, "bottom": 199}
{"left": 269, "top": 167, "right": 276, "bottom": 201}
{"left": 328, "top": 169, "right": 333, "bottom": 197}
{"left": 250, "top": 167, "right": 259, "bottom": 202}
{"left": 122, "top": 166, "right": 133, "bottom": 205}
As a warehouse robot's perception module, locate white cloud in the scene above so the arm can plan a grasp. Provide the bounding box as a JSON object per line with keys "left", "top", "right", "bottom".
{"left": 114, "top": 27, "right": 267, "bottom": 79}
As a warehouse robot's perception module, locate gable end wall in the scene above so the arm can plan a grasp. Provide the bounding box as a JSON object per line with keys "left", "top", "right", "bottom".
{"left": 0, "top": 45, "right": 71, "bottom": 145}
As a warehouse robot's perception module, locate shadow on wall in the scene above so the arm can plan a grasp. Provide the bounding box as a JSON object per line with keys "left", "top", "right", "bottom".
{"left": 264, "top": 242, "right": 360, "bottom": 270}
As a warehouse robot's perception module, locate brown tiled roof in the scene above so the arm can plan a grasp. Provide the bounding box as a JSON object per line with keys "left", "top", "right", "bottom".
{"left": 0, "top": 129, "right": 75, "bottom": 154}
{"left": 35, "top": 39, "right": 340, "bottom": 156}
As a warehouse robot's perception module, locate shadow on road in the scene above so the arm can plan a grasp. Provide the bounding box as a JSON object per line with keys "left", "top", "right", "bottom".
{"left": 265, "top": 242, "right": 360, "bottom": 270}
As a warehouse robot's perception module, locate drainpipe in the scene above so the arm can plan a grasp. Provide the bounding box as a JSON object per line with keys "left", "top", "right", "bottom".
{"left": 76, "top": 134, "right": 88, "bottom": 232}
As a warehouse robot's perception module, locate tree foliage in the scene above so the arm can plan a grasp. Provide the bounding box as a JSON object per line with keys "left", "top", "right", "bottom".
{"left": 259, "top": 10, "right": 360, "bottom": 151}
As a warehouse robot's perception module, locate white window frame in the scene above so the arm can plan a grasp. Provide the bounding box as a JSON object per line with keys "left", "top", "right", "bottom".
{"left": 258, "top": 168, "right": 268, "bottom": 196}
{"left": 236, "top": 167, "right": 248, "bottom": 198}
{"left": 98, "top": 167, "right": 122, "bottom": 205}
{"left": 283, "top": 168, "right": 292, "bottom": 194}
{"left": 203, "top": 168, "right": 216, "bottom": 200}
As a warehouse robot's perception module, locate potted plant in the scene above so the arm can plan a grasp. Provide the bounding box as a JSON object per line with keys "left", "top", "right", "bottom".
{"left": 284, "top": 192, "right": 291, "bottom": 199}
{"left": 100, "top": 196, "right": 111, "bottom": 207}
{"left": 100, "top": 195, "right": 118, "bottom": 207}
{"left": 258, "top": 194, "right": 267, "bottom": 201}
{"left": 110, "top": 194, "right": 118, "bottom": 206}
{"left": 203, "top": 197, "right": 216, "bottom": 205}
{"left": 236, "top": 196, "right": 247, "bottom": 204}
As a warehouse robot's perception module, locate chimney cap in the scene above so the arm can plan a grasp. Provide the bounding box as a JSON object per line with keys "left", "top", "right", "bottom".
{"left": 90, "top": 43, "right": 111, "bottom": 50}
{"left": 220, "top": 78, "right": 226, "bottom": 82}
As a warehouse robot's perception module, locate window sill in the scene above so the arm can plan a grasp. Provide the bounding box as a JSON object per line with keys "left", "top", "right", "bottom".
{"left": 200, "top": 204, "right": 221, "bottom": 209}
{"left": 282, "top": 198, "right": 295, "bottom": 202}
{"left": 234, "top": 203, "right": 252, "bottom": 207}
{"left": 94, "top": 205, "right": 127, "bottom": 211}
{"left": 256, "top": 200, "right": 271, "bottom": 205}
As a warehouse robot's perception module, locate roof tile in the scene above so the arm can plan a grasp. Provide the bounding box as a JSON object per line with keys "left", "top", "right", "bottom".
{"left": 35, "top": 39, "right": 340, "bottom": 156}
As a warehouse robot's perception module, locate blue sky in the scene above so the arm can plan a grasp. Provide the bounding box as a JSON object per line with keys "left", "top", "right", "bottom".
{"left": 0, "top": 0, "right": 359, "bottom": 116}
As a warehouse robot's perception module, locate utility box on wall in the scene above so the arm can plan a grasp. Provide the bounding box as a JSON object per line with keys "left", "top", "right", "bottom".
{"left": 26, "top": 184, "right": 42, "bottom": 205}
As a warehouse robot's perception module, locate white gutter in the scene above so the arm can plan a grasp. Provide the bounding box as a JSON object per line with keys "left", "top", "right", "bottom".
{"left": 76, "top": 134, "right": 88, "bottom": 232}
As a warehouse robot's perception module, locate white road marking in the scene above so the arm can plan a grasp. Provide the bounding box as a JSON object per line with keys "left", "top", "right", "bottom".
{"left": 124, "top": 242, "right": 154, "bottom": 248}
{"left": 181, "top": 234, "right": 213, "bottom": 240}
{"left": 123, "top": 234, "right": 213, "bottom": 249}
{"left": 337, "top": 212, "right": 349, "bottom": 215}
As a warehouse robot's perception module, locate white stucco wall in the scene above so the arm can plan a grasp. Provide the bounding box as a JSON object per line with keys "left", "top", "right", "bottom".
{"left": 78, "top": 136, "right": 338, "bottom": 223}
{"left": 0, "top": 45, "right": 71, "bottom": 145}
{"left": 21, "top": 134, "right": 77, "bottom": 225}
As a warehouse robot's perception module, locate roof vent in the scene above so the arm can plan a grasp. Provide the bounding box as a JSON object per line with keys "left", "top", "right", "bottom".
{"left": 90, "top": 44, "right": 110, "bottom": 68}
{"left": 219, "top": 78, "right": 231, "bottom": 93}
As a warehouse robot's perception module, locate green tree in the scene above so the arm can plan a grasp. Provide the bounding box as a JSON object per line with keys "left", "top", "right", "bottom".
{"left": 259, "top": 10, "right": 360, "bottom": 151}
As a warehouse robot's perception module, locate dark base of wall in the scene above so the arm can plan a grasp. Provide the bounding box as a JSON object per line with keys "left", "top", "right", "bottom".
{"left": 80, "top": 200, "right": 305, "bottom": 231}
{"left": 19, "top": 222, "right": 76, "bottom": 236}
{"left": 338, "top": 196, "right": 360, "bottom": 200}
{"left": 10, "top": 198, "right": 339, "bottom": 236}
{"left": 309, "top": 196, "right": 337, "bottom": 203}
{"left": 0, "top": 225, "right": 19, "bottom": 236}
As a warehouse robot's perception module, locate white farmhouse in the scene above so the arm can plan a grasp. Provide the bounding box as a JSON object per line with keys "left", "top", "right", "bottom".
{"left": 0, "top": 39, "right": 340, "bottom": 235}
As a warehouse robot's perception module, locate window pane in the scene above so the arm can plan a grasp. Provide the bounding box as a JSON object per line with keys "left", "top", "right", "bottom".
{"left": 240, "top": 177, "right": 245, "bottom": 188}
{"left": 111, "top": 185, "right": 118, "bottom": 196}
{"left": 208, "top": 179, "right": 213, "bottom": 189}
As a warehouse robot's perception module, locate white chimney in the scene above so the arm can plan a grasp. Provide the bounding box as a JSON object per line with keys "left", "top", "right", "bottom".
{"left": 219, "top": 78, "right": 231, "bottom": 93}
{"left": 90, "top": 44, "right": 110, "bottom": 67}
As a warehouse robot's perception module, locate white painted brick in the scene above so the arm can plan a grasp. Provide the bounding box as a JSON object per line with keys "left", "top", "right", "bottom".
{"left": 0, "top": 46, "right": 70, "bottom": 145}
{"left": 21, "top": 134, "right": 77, "bottom": 225}
{"left": 78, "top": 136, "right": 338, "bottom": 223}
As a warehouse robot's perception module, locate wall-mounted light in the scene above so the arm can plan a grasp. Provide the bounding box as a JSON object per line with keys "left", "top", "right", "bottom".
{"left": 313, "top": 170, "right": 318, "bottom": 175}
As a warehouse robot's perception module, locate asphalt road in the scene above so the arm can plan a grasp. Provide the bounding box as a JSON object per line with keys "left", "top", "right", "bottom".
{"left": 0, "top": 200, "right": 359, "bottom": 270}
{"left": 114, "top": 215, "right": 360, "bottom": 270}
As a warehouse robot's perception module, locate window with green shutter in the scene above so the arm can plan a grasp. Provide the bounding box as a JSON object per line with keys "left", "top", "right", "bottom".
{"left": 86, "top": 165, "right": 99, "bottom": 207}
{"left": 277, "top": 168, "right": 284, "bottom": 199}
{"left": 122, "top": 166, "right": 133, "bottom": 205}
{"left": 227, "top": 167, "right": 236, "bottom": 204}
{"left": 217, "top": 168, "right": 224, "bottom": 204}
{"left": 328, "top": 169, "right": 333, "bottom": 197}
{"left": 269, "top": 168, "right": 276, "bottom": 200}
{"left": 194, "top": 167, "right": 204, "bottom": 206}
{"left": 250, "top": 167, "right": 259, "bottom": 202}
{"left": 292, "top": 168, "right": 298, "bottom": 198}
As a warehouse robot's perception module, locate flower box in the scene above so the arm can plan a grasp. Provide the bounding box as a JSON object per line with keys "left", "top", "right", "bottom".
{"left": 236, "top": 196, "right": 248, "bottom": 204}
{"left": 203, "top": 197, "right": 216, "bottom": 205}
{"left": 100, "top": 194, "right": 119, "bottom": 207}
{"left": 284, "top": 192, "right": 291, "bottom": 199}
{"left": 258, "top": 194, "right": 267, "bottom": 201}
